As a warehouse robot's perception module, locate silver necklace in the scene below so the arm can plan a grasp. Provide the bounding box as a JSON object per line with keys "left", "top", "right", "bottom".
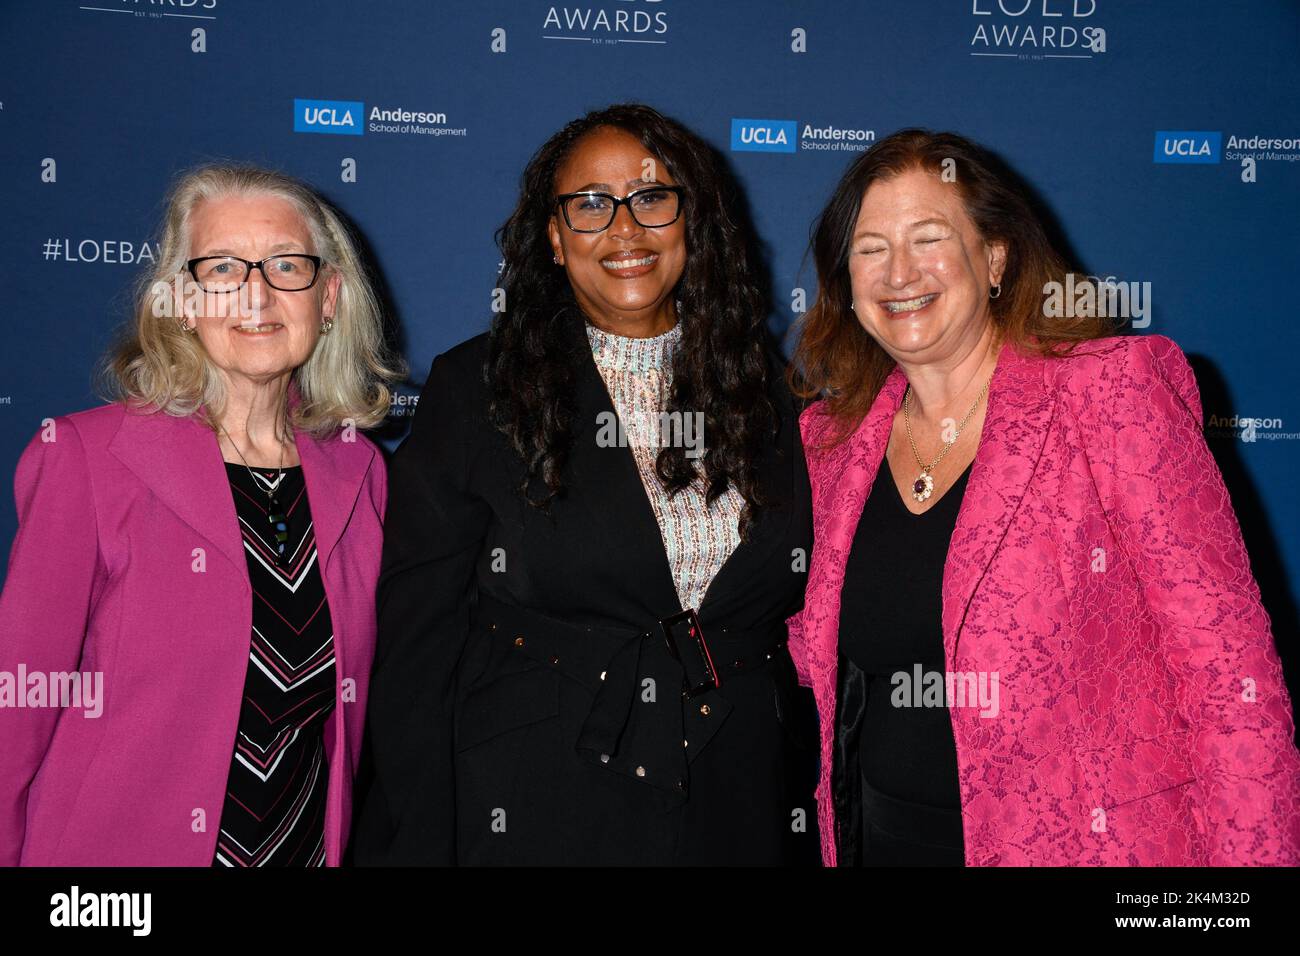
{"left": 221, "top": 424, "right": 290, "bottom": 560}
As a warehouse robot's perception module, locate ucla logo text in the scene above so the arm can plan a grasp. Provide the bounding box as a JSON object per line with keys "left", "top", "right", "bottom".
{"left": 1153, "top": 131, "right": 1221, "bottom": 164}
{"left": 294, "top": 99, "right": 365, "bottom": 136}
{"left": 730, "top": 119, "right": 797, "bottom": 154}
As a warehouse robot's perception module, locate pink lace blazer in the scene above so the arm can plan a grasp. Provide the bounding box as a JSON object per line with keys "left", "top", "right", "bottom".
{"left": 787, "top": 334, "right": 1300, "bottom": 866}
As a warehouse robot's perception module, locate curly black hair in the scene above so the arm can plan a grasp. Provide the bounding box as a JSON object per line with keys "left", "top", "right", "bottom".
{"left": 487, "top": 103, "right": 772, "bottom": 536}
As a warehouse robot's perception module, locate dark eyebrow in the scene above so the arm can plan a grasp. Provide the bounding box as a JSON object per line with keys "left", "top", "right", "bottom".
{"left": 565, "top": 179, "right": 670, "bottom": 194}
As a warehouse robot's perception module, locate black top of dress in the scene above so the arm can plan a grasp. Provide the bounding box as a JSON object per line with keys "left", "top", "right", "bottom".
{"left": 211, "top": 463, "right": 336, "bottom": 867}
{"left": 837, "top": 456, "right": 972, "bottom": 810}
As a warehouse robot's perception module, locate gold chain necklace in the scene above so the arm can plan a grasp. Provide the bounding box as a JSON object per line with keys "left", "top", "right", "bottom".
{"left": 902, "top": 375, "right": 991, "bottom": 503}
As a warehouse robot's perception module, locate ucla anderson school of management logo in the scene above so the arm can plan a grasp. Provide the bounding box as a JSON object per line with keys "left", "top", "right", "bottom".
{"left": 730, "top": 119, "right": 875, "bottom": 155}
{"left": 293, "top": 98, "right": 466, "bottom": 139}
{"left": 1153, "top": 131, "right": 1300, "bottom": 171}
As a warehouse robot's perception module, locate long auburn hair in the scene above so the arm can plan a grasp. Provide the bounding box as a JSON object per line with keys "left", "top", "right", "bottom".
{"left": 488, "top": 103, "right": 772, "bottom": 535}
{"left": 791, "top": 128, "right": 1115, "bottom": 445}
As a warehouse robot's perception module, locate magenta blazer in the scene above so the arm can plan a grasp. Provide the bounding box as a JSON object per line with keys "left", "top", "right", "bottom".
{"left": 788, "top": 334, "right": 1300, "bottom": 866}
{"left": 0, "top": 400, "right": 386, "bottom": 865}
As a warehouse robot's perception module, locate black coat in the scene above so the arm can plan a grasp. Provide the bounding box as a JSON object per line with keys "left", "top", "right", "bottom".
{"left": 353, "top": 313, "right": 818, "bottom": 865}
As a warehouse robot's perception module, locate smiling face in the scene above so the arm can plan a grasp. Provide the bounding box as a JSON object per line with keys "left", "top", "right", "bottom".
{"left": 847, "top": 166, "right": 1006, "bottom": 366}
{"left": 182, "top": 193, "right": 340, "bottom": 389}
{"left": 546, "top": 126, "right": 687, "bottom": 334}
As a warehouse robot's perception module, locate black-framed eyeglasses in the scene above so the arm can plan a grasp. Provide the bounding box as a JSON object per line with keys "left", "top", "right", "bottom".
{"left": 554, "top": 185, "right": 685, "bottom": 234}
{"left": 185, "top": 254, "right": 324, "bottom": 293}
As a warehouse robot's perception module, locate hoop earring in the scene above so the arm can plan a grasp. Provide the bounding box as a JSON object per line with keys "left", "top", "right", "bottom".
{"left": 989, "top": 284, "right": 1002, "bottom": 299}
{"left": 320, "top": 317, "right": 334, "bottom": 334}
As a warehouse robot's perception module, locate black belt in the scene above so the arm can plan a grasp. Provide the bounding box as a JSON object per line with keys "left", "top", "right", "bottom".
{"left": 474, "top": 594, "right": 787, "bottom": 808}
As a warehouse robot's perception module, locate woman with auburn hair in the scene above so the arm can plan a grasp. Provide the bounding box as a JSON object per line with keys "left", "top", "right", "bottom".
{"left": 0, "top": 164, "right": 402, "bottom": 865}
{"left": 787, "top": 128, "right": 1300, "bottom": 866}
{"left": 354, "top": 103, "right": 818, "bottom": 866}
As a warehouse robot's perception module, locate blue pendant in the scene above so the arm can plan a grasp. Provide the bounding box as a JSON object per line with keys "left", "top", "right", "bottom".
{"left": 267, "top": 492, "right": 289, "bottom": 560}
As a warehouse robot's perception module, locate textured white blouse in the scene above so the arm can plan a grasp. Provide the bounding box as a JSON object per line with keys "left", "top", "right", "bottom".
{"left": 586, "top": 319, "right": 745, "bottom": 613}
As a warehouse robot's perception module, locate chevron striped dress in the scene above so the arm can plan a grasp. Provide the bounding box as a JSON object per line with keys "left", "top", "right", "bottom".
{"left": 211, "top": 463, "right": 336, "bottom": 867}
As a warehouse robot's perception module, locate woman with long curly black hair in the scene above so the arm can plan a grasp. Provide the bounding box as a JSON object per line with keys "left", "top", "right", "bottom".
{"left": 353, "top": 103, "right": 818, "bottom": 865}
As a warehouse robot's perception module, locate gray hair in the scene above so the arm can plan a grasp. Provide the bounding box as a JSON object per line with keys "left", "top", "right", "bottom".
{"left": 103, "top": 163, "right": 404, "bottom": 436}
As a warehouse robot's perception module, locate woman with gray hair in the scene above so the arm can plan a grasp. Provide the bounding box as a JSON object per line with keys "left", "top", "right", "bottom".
{"left": 0, "top": 163, "right": 402, "bottom": 866}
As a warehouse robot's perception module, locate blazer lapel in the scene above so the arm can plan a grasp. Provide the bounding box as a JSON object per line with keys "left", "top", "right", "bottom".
{"left": 108, "top": 405, "right": 247, "bottom": 579}
{"left": 108, "top": 400, "right": 376, "bottom": 580}
{"left": 943, "top": 341, "right": 1057, "bottom": 664}
{"left": 693, "top": 352, "right": 799, "bottom": 617}
{"left": 568, "top": 312, "right": 686, "bottom": 617}
{"left": 295, "top": 426, "right": 375, "bottom": 573}
{"left": 807, "top": 368, "right": 908, "bottom": 622}
{"left": 565, "top": 312, "right": 800, "bottom": 619}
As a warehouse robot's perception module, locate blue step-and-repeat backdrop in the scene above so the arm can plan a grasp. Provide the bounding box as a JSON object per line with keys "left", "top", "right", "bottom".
{"left": 1, "top": 1, "right": 1297, "bottom": 664}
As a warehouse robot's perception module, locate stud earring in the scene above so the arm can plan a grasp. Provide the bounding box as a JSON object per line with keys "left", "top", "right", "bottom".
{"left": 320, "top": 317, "right": 334, "bottom": 334}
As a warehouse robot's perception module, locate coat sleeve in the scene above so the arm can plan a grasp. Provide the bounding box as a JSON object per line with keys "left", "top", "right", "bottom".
{"left": 352, "top": 351, "right": 490, "bottom": 865}
{"left": 0, "top": 418, "right": 100, "bottom": 866}
{"left": 785, "top": 610, "right": 811, "bottom": 688}
{"left": 1091, "top": 334, "right": 1300, "bottom": 865}
{"left": 785, "top": 403, "right": 826, "bottom": 689}
{"left": 373, "top": 436, "right": 389, "bottom": 524}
